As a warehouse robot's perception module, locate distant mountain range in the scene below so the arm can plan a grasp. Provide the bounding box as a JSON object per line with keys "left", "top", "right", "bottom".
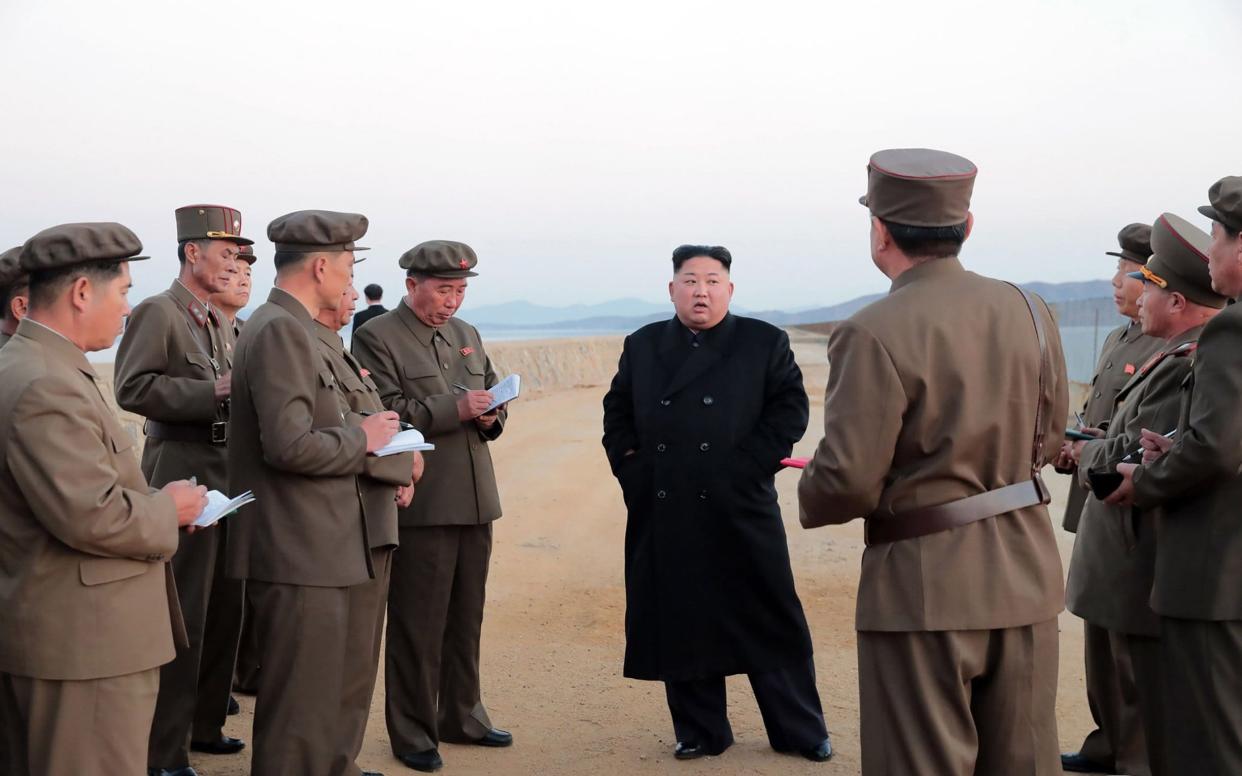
{"left": 466, "top": 279, "right": 1116, "bottom": 331}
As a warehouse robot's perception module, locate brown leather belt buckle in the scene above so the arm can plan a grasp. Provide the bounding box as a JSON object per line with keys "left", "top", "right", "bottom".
{"left": 210, "top": 421, "right": 228, "bottom": 445}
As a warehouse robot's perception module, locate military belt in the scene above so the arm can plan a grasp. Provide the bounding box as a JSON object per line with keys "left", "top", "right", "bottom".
{"left": 145, "top": 419, "right": 228, "bottom": 446}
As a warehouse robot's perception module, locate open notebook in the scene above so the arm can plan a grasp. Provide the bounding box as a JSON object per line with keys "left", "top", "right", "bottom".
{"left": 194, "top": 490, "right": 256, "bottom": 528}
{"left": 374, "top": 428, "right": 436, "bottom": 457}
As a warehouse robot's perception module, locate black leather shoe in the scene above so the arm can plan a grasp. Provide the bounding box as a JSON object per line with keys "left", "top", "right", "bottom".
{"left": 148, "top": 768, "right": 199, "bottom": 776}
{"left": 227, "top": 694, "right": 241, "bottom": 715}
{"left": 397, "top": 749, "right": 443, "bottom": 772}
{"left": 674, "top": 741, "right": 704, "bottom": 760}
{"left": 800, "top": 737, "right": 833, "bottom": 762}
{"left": 189, "top": 735, "right": 246, "bottom": 755}
{"left": 474, "top": 728, "right": 513, "bottom": 747}
{"left": 362, "top": 772, "right": 384, "bottom": 776}
{"left": 1060, "top": 751, "right": 1112, "bottom": 773}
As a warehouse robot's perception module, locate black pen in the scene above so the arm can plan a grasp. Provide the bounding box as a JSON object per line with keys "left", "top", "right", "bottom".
{"left": 359, "top": 411, "right": 415, "bottom": 431}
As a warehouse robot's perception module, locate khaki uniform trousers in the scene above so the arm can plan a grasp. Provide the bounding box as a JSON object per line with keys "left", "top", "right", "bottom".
{"left": 385, "top": 524, "right": 493, "bottom": 755}
{"left": 1, "top": 667, "right": 158, "bottom": 776}
{"left": 857, "top": 618, "right": 1059, "bottom": 776}
{"left": 1160, "top": 617, "right": 1242, "bottom": 776}
{"left": 1077, "top": 623, "right": 1149, "bottom": 775}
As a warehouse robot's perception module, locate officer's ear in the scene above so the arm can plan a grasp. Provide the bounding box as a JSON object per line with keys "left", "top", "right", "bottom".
{"left": 10, "top": 291, "right": 27, "bottom": 321}
{"left": 963, "top": 212, "right": 975, "bottom": 242}
{"left": 1169, "top": 290, "right": 1187, "bottom": 314}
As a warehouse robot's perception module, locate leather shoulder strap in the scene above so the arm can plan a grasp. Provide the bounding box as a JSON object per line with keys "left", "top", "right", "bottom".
{"left": 1004, "top": 282, "right": 1049, "bottom": 475}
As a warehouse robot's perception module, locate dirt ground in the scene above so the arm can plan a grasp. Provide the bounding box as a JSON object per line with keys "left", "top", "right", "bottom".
{"left": 198, "top": 342, "right": 1094, "bottom": 775}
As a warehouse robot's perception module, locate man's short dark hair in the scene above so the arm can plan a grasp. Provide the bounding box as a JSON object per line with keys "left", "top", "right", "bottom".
{"left": 881, "top": 219, "right": 968, "bottom": 260}
{"left": 364, "top": 283, "right": 383, "bottom": 301}
{"left": 1223, "top": 222, "right": 1241, "bottom": 239}
{"left": 274, "top": 251, "right": 310, "bottom": 271}
{"left": 176, "top": 239, "right": 210, "bottom": 264}
{"left": 672, "top": 245, "right": 732, "bottom": 272}
{"left": 28, "top": 260, "right": 124, "bottom": 309}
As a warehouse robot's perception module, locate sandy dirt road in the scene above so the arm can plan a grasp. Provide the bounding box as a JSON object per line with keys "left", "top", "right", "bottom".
{"left": 197, "top": 341, "right": 1093, "bottom": 775}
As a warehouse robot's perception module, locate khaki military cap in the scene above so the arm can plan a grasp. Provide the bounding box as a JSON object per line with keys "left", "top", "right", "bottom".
{"left": 19, "top": 222, "right": 151, "bottom": 273}
{"left": 236, "top": 243, "right": 257, "bottom": 265}
{"left": 860, "top": 148, "right": 977, "bottom": 227}
{"left": 0, "top": 246, "right": 25, "bottom": 288}
{"left": 399, "top": 240, "right": 478, "bottom": 278}
{"left": 175, "top": 204, "right": 254, "bottom": 245}
{"left": 1105, "top": 223, "right": 1153, "bottom": 265}
{"left": 1127, "top": 213, "right": 1226, "bottom": 308}
{"left": 267, "top": 210, "right": 370, "bottom": 253}
{"left": 1198, "top": 176, "right": 1242, "bottom": 233}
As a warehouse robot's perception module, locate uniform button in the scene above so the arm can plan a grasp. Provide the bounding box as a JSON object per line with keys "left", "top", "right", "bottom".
{"left": 1106, "top": 361, "right": 1113, "bottom": 368}
{"left": 442, "top": 362, "right": 449, "bottom": 370}
{"left": 699, "top": 442, "right": 710, "bottom": 451}
{"left": 1094, "top": 391, "right": 1101, "bottom": 398}
{"left": 691, "top": 341, "right": 701, "bottom": 348}
{"left": 657, "top": 490, "right": 667, "bottom": 499}
{"left": 660, "top": 399, "right": 671, "bottom": 407}
{"left": 702, "top": 395, "right": 714, "bottom": 406}
{"left": 656, "top": 443, "right": 667, "bottom": 452}
{"left": 698, "top": 490, "right": 708, "bottom": 499}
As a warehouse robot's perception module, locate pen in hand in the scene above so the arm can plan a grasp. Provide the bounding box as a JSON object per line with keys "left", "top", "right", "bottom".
{"left": 359, "top": 411, "right": 415, "bottom": 431}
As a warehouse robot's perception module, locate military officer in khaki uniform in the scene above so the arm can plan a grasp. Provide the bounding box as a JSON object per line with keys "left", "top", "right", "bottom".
{"left": 352, "top": 241, "right": 512, "bottom": 773}
{"left": 314, "top": 277, "right": 420, "bottom": 771}
{"left": 1057, "top": 223, "right": 1164, "bottom": 775}
{"left": 208, "top": 239, "right": 259, "bottom": 700}
{"left": 113, "top": 205, "right": 252, "bottom": 775}
{"left": 227, "top": 209, "right": 399, "bottom": 776}
{"left": 1108, "top": 177, "right": 1242, "bottom": 774}
{"left": 211, "top": 242, "right": 255, "bottom": 335}
{"left": 0, "top": 222, "right": 206, "bottom": 776}
{"left": 0, "top": 245, "right": 29, "bottom": 349}
{"left": 193, "top": 238, "right": 258, "bottom": 741}
{"left": 1065, "top": 213, "right": 1226, "bottom": 776}
{"left": 797, "top": 149, "right": 1069, "bottom": 776}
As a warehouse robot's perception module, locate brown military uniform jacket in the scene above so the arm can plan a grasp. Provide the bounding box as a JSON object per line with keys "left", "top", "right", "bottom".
{"left": 313, "top": 322, "right": 410, "bottom": 549}
{"left": 799, "top": 258, "right": 1069, "bottom": 632}
{"left": 1133, "top": 301, "right": 1242, "bottom": 620}
{"left": 0, "top": 320, "right": 186, "bottom": 680}
{"left": 226, "top": 288, "right": 371, "bottom": 587}
{"left": 351, "top": 302, "right": 506, "bottom": 527}
{"left": 1062, "top": 321, "right": 1162, "bottom": 532}
{"left": 114, "top": 281, "right": 233, "bottom": 490}
{"left": 1067, "top": 327, "right": 1202, "bottom": 636}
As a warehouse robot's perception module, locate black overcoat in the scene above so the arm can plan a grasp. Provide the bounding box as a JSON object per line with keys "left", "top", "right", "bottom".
{"left": 602, "top": 313, "right": 814, "bottom": 681}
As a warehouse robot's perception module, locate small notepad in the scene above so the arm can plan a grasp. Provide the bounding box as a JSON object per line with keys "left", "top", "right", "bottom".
{"left": 194, "top": 490, "right": 256, "bottom": 528}
{"left": 373, "top": 428, "right": 436, "bottom": 457}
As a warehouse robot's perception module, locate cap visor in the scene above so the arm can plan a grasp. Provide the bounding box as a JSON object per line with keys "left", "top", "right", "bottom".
{"left": 1199, "top": 205, "right": 1226, "bottom": 224}
{"left": 220, "top": 236, "right": 256, "bottom": 246}
{"left": 1126, "top": 270, "right": 1146, "bottom": 280}
{"left": 350, "top": 246, "right": 370, "bottom": 252}
{"left": 858, "top": 195, "right": 868, "bottom": 207}
{"left": 352, "top": 256, "right": 367, "bottom": 264}
{"left": 1104, "top": 251, "right": 1124, "bottom": 258}
{"left": 428, "top": 270, "right": 479, "bottom": 279}
{"left": 124, "top": 255, "right": 153, "bottom": 262}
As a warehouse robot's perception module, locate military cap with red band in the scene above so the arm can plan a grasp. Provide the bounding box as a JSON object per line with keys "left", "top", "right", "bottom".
{"left": 176, "top": 204, "right": 253, "bottom": 246}
{"left": 1127, "top": 213, "right": 1226, "bottom": 309}
{"left": 860, "top": 148, "right": 977, "bottom": 227}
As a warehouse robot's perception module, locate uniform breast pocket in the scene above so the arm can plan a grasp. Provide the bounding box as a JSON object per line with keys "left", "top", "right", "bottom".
{"left": 403, "top": 363, "right": 444, "bottom": 395}
{"left": 186, "top": 352, "right": 215, "bottom": 374}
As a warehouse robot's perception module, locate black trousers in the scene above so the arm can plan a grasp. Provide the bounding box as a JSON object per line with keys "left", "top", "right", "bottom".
{"left": 664, "top": 658, "right": 828, "bottom": 754}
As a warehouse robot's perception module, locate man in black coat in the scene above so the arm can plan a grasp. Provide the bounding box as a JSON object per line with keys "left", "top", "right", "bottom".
{"left": 351, "top": 282, "right": 387, "bottom": 333}
{"left": 602, "top": 244, "right": 831, "bottom": 763}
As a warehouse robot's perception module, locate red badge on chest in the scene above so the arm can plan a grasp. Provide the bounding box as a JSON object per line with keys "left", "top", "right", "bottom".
{"left": 460, "top": 347, "right": 474, "bottom": 357}
{"left": 1124, "top": 363, "right": 1136, "bottom": 375}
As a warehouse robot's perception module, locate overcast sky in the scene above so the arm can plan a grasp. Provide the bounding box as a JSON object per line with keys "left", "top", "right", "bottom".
{"left": 2, "top": 0, "right": 1239, "bottom": 313}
